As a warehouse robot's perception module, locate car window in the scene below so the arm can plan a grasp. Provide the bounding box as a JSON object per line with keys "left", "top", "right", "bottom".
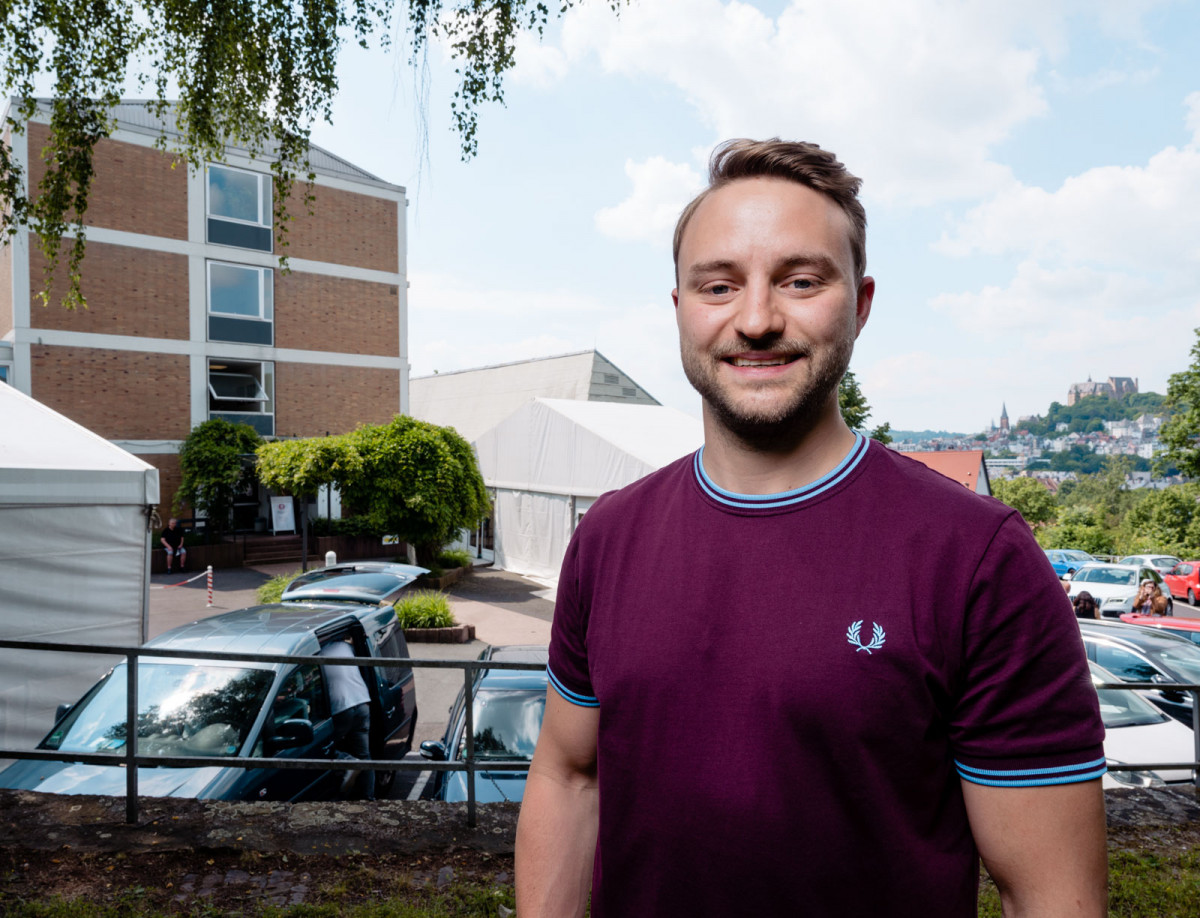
{"left": 44, "top": 662, "right": 275, "bottom": 757}
{"left": 1066, "top": 551, "right": 1091, "bottom": 561}
{"left": 1173, "top": 563, "right": 1192, "bottom": 576}
{"left": 1092, "top": 645, "right": 1163, "bottom": 683}
{"left": 270, "top": 664, "right": 330, "bottom": 725}
{"left": 1075, "top": 568, "right": 1137, "bottom": 585}
{"left": 458, "top": 689, "right": 547, "bottom": 762}
{"left": 1157, "top": 649, "right": 1200, "bottom": 686}
{"left": 373, "top": 622, "right": 413, "bottom": 688}
{"left": 1143, "top": 569, "right": 1164, "bottom": 585}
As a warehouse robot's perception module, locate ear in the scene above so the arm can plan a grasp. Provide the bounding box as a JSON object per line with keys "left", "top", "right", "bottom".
{"left": 854, "top": 276, "right": 875, "bottom": 337}
{"left": 671, "top": 288, "right": 680, "bottom": 309}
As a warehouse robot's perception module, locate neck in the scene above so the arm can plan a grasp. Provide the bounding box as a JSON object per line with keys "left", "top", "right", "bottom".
{"left": 699, "top": 401, "right": 860, "bottom": 495}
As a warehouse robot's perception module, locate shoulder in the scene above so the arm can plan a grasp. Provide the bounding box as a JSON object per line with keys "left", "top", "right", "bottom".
{"left": 577, "top": 452, "right": 695, "bottom": 532}
{"left": 862, "top": 442, "right": 1015, "bottom": 529}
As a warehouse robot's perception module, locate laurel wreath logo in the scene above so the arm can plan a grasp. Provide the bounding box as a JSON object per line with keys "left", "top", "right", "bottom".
{"left": 847, "top": 620, "right": 886, "bottom": 654}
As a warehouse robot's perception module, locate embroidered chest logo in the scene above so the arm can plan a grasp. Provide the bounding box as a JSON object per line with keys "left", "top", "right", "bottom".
{"left": 847, "top": 620, "right": 886, "bottom": 654}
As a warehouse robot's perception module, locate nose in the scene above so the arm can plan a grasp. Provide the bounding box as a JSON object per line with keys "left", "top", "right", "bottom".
{"left": 733, "top": 279, "right": 785, "bottom": 341}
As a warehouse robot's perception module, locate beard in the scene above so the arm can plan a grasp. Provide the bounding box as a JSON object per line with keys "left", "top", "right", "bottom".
{"left": 681, "top": 333, "right": 854, "bottom": 449}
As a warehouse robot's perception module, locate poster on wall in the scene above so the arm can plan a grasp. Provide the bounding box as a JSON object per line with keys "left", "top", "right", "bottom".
{"left": 271, "top": 497, "right": 295, "bottom": 533}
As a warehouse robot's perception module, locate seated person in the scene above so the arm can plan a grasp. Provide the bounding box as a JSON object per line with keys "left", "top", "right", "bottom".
{"left": 160, "top": 518, "right": 187, "bottom": 574}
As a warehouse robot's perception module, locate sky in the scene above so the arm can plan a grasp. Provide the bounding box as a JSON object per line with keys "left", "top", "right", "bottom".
{"left": 75, "top": 1, "right": 1200, "bottom": 433}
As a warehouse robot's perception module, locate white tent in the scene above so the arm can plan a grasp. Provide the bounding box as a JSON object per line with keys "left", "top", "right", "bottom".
{"left": 0, "top": 384, "right": 159, "bottom": 750}
{"left": 472, "top": 399, "right": 703, "bottom": 581}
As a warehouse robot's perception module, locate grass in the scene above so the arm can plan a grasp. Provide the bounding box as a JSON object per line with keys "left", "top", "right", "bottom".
{"left": 394, "top": 591, "right": 457, "bottom": 629}
{"left": 257, "top": 568, "right": 304, "bottom": 604}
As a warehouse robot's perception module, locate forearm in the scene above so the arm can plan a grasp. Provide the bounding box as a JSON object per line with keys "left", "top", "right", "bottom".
{"left": 515, "top": 764, "right": 598, "bottom": 917}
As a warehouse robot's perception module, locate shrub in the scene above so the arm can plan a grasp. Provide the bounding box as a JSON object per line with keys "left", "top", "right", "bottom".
{"left": 395, "top": 590, "right": 457, "bottom": 629}
{"left": 257, "top": 568, "right": 303, "bottom": 605}
{"left": 437, "top": 548, "right": 473, "bottom": 569}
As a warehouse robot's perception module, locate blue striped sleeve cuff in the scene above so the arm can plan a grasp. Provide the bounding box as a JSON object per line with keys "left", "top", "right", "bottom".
{"left": 956, "top": 756, "right": 1107, "bottom": 787}
{"left": 547, "top": 666, "right": 599, "bottom": 707}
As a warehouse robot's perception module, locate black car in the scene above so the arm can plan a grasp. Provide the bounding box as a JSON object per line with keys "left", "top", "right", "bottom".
{"left": 1079, "top": 620, "right": 1200, "bottom": 725}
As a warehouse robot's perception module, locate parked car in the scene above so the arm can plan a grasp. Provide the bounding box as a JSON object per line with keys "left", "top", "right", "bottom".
{"left": 1078, "top": 620, "right": 1200, "bottom": 724}
{"left": 1067, "top": 563, "right": 1173, "bottom": 617}
{"left": 1044, "top": 549, "right": 1095, "bottom": 578}
{"left": 419, "top": 644, "right": 548, "bottom": 803}
{"left": 281, "top": 561, "right": 429, "bottom": 605}
{"left": 1091, "top": 661, "right": 1197, "bottom": 789}
{"left": 0, "top": 596, "right": 422, "bottom": 801}
{"left": 1118, "top": 554, "right": 1184, "bottom": 575}
{"left": 1119, "top": 613, "right": 1200, "bottom": 647}
{"left": 1163, "top": 561, "right": 1200, "bottom": 606}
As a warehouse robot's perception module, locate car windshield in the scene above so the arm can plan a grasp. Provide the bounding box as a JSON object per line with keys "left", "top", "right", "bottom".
{"left": 1156, "top": 650, "right": 1200, "bottom": 686}
{"left": 461, "top": 689, "right": 546, "bottom": 762}
{"left": 43, "top": 662, "right": 275, "bottom": 758}
{"left": 285, "top": 571, "right": 405, "bottom": 598}
{"left": 1074, "top": 568, "right": 1137, "bottom": 586}
{"left": 1090, "top": 669, "right": 1169, "bottom": 728}
{"left": 1065, "top": 551, "right": 1092, "bottom": 561}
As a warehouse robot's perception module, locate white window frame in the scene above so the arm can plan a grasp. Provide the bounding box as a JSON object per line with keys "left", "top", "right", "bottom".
{"left": 207, "top": 359, "right": 274, "bottom": 423}
{"left": 206, "top": 163, "right": 272, "bottom": 229}
{"left": 206, "top": 260, "right": 274, "bottom": 321}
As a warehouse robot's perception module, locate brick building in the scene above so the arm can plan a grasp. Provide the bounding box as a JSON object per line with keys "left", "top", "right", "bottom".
{"left": 0, "top": 100, "right": 409, "bottom": 523}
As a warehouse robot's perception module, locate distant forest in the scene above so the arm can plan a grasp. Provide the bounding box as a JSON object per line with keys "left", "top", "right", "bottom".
{"left": 1015, "top": 392, "right": 1166, "bottom": 438}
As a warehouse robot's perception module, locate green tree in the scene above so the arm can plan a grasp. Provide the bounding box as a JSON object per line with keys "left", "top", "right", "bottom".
{"left": 1035, "top": 507, "right": 1116, "bottom": 555}
{"left": 991, "top": 477, "right": 1058, "bottom": 527}
{"left": 1118, "top": 483, "right": 1200, "bottom": 556}
{"left": 338, "top": 416, "right": 489, "bottom": 565}
{"left": 256, "top": 434, "right": 364, "bottom": 569}
{"left": 1157, "top": 328, "right": 1200, "bottom": 478}
{"left": 176, "top": 419, "right": 262, "bottom": 535}
{"left": 0, "top": 0, "right": 621, "bottom": 308}
{"left": 838, "top": 370, "right": 891, "bottom": 444}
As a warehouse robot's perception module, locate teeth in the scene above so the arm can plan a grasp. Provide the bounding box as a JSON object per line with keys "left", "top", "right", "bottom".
{"left": 731, "top": 357, "right": 789, "bottom": 367}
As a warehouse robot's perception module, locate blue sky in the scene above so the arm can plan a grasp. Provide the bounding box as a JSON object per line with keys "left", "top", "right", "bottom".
{"left": 305, "top": 1, "right": 1199, "bottom": 432}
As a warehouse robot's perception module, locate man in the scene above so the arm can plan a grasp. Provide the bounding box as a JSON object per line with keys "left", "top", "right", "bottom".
{"left": 318, "top": 639, "right": 375, "bottom": 801}
{"left": 515, "top": 140, "right": 1106, "bottom": 916}
{"left": 160, "top": 518, "right": 187, "bottom": 574}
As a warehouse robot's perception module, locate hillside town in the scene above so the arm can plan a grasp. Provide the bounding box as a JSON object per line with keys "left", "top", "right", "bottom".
{"left": 889, "top": 375, "right": 1175, "bottom": 492}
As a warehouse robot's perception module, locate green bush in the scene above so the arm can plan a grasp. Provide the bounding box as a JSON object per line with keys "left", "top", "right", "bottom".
{"left": 437, "top": 548, "right": 473, "bottom": 569}
{"left": 257, "top": 568, "right": 304, "bottom": 605}
{"left": 310, "top": 515, "right": 383, "bottom": 538}
{"left": 394, "top": 590, "right": 457, "bottom": 629}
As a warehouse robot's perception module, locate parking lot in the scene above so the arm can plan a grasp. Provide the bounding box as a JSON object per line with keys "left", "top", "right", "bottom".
{"left": 149, "top": 561, "right": 553, "bottom": 800}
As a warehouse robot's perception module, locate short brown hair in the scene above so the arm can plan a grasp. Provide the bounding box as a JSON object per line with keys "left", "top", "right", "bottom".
{"left": 673, "top": 138, "right": 867, "bottom": 282}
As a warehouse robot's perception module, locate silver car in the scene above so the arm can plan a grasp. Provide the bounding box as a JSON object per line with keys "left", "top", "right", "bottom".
{"left": 1068, "top": 563, "right": 1172, "bottom": 618}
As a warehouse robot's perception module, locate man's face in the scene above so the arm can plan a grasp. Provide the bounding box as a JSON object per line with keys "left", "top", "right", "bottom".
{"left": 672, "top": 177, "right": 873, "bottom": 442}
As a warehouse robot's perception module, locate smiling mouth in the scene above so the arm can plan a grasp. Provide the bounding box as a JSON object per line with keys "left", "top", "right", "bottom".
{"left": 725, "top": 355, "right": 799, "bottom": 367}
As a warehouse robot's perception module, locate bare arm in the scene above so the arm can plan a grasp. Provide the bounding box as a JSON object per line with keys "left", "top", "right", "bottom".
{"left": 962, "top": 778, "right": 1107, "bottom": 917}
{"left": 515, "top": 688, "right": 600, "bottom": 918}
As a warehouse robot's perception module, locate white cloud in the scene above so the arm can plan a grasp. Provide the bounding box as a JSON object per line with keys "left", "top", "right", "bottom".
{"left": 408, "top": 270, "right": 605, "bottom": 318}
{"left": 594, "top": 156, "right": 704, "bottom": 245}
{"left": 511, "top": 31, "right": 569, "bottom": 88}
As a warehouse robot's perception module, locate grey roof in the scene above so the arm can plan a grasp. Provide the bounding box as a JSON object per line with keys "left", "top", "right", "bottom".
{"left": 144, "top": 602, "right": 396, "bottom": 659}
{"left": 23, "top": 98, "right": 399, "bottom": 192}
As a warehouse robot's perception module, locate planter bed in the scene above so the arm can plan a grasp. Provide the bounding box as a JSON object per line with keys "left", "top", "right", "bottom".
{"left": 403, "top": 623, "right": 476, "bottom": 643}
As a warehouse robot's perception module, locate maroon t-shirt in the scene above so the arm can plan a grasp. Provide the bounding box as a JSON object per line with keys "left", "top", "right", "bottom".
{"left": 548, "top": 435, "right": 1104, "bottom": 917}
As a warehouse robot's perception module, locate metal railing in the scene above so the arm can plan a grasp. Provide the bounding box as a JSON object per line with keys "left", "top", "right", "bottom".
{"left": 0, "top": 638, "right": 545, "bottom": 828}
{"left": 1, "top": 639, "right": 1197, "bottom": 831}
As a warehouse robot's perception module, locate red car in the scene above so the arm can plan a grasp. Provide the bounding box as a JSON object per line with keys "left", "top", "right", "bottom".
{"left": 1163, "top": 561, "right": 1200, "bottom": 606}
{"left": 1119, "top": 613, "right": 1200, "bottom": 646}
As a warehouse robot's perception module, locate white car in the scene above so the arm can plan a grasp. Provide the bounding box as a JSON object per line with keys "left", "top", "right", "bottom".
{"left": 1068, "top": 563, "right": 1172, "bottom": 618}
{"left": 1118, "top": 554, "right": 1183, "bottom": 575}
{"left": 1091, "top": 661, "right": 1197, "bottom": 788}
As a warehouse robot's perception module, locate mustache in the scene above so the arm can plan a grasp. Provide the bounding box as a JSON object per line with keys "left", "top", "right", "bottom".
{"left": 710, "top": 339, "right": 812, "bottom": 360}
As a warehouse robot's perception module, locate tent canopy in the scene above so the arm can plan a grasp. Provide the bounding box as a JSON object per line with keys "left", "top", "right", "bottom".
{"left": 0, "top": 384, "right": 158, "bottom": 505}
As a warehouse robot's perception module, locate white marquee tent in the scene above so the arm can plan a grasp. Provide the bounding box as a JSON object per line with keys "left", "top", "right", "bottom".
{"left": 472, "top": 398, "right": 703, "bottom": 581}
{"left": 0, "top": 384, "right": 159, "bottom": 750}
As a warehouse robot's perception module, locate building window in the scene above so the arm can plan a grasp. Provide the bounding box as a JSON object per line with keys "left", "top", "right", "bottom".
{"left": 208, "top": 359, "right": 274, "bottom": 437}
{"left": 0, "top": 365, "right": 9, "bottom": 385}
{"left": 207, "top": 261, "right": 273, "bottom": 345}
{"left": 206, "top": 164, "right": 272, "bottom": 253}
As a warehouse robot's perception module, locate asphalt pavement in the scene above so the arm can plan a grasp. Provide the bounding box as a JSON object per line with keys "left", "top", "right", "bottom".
{"left": 148, "top": 560, "right": 554, "bottom": 800}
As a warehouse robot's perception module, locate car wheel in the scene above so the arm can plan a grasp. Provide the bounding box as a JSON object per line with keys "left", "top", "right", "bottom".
{"left": 1190, "top": 589, "right": 1197, "bottom": 607}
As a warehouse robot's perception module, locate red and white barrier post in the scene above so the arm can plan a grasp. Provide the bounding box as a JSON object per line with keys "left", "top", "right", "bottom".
{"left": 206, "top": 565, "right": 213, "bottom": 608}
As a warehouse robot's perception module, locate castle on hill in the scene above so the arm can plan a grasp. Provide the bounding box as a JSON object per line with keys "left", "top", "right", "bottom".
{"left": 1066, "top": 376, "right": 1137, "bottom": 406}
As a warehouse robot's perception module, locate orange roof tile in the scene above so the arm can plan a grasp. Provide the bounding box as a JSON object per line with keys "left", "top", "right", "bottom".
{"left": 900, "top": 450, "right": 989, "bottom": 493}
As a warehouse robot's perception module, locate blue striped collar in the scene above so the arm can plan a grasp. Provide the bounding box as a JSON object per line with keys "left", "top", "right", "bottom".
{"left": 693, "top": 433, "right": 869, "bottom": 511}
